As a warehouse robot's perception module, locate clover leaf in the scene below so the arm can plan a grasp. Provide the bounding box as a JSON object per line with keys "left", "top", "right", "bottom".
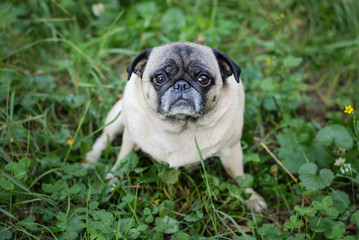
{"left": 298, "top": 163, "right": 334, "bottom": 190}
{"left": 155, "top": 216, "right": 179, "bottom": 234}
{"left": 283, "top": 56, "right": 303, "bottom": 68}
{"left": 312, "top": 196, "right": 339, "bottom": 218}
{"left": 316, "top": 124, "right": 353, "bottom": 150}
{"left": 5, "top": 157, "right": 31, "bottom": 179}
{"left": 0, "top": 177, "right": 14, "bottom": 191}
{"left": 183, "top": 211, "right": 203, "bottom": 222}
{"left": 159, "top": 168, "right": 181, "bottom": 185}
{"left": 257, "top": 224, "right": 284, "bottom": 240}
{"left": 284, "top": 215, "right": 304, "bottom": 229}
{"left": 352, "top": 210, "right": 359, "bottom": 230}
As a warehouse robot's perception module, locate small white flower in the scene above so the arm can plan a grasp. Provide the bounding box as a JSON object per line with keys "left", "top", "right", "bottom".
{"left": 340, "top": 163, "right": 352, "bottom": 174}
{"left": 92, "top": 3, "right": 105, "bottom": 17}
{"left": 334, "top": 158, "right": 352, "bottom": 175}
{"left": 334, "top": 157, "right": 346, "bottom": 167}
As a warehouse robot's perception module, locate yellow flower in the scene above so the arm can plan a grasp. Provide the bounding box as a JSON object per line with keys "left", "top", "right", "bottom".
{"left": 344, "top": 105, "right": 354, "bottom": 114}
{"left": 67, "top": 139, "right": 74, "bottom": 146}
{"left": 265, "top": 58, "right": 271, "bottom": 64}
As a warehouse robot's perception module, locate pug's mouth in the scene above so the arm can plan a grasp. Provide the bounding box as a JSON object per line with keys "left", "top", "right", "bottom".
{"left": 170, "top": 98, "right": 192, "bottom": 109}
{"left": 160, "top": 97, "right": 203, "bottom": 120}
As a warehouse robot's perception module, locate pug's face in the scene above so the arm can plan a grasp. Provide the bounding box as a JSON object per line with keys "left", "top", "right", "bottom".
{"left": 127, "top": 42, "right": 241, "bottom": 120}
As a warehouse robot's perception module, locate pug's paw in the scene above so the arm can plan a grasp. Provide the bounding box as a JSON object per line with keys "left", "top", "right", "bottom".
{"left": 106, "top": 172, "right": 125, "bottom": 187}
{"left": 81, "top": 160, "right": 91, "bottom": 169}
{"left": 82, "top": 150, "right": 101, "bottom": 168}
{"left": 106, "top": 173, "right": 118, "bottom": 186}
{"left": 244, "top": 188, "right": 267, "bottom": 212}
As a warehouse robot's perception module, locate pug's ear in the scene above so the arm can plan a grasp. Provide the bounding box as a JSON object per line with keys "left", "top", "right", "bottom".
{"left": 212, "top": 48, "right": 241, "bottom": 83}
{"left": 127, "top": 48, "right": 152, "bottom": 80}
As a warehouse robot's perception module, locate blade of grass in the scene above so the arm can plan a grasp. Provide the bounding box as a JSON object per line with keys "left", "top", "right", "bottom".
{"left": 0, "top": 207, "right": 17, "bottom": 220}
{"left": 214, "top": 208, "right": 249, "bottom": 237}
{"left": 83, "top": 110, "right": 122, "bottom": 141}
{"left": 6, "top": 224, "right": 41, "bottom": 240}
{"left": 29, "top": 168, "right": 62, "bottom": 189}
{"left": 63, "top": 100, "right": 91, "bottom": 162}
{"left": 194, "top": 134, "right": 211, "bottom": 197}
{"left": 194, "top": 132, "right": 219, "bottom": 236}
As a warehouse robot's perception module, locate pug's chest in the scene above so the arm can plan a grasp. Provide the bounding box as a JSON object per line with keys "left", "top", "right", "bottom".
{"left": 145, "top": 143, "right": 202, "bottom": 168}
{"left": 127, "top": 123, "right": 230, "bottom": 168}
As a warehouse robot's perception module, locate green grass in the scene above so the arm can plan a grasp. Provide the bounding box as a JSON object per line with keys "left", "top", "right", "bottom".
{"left": 1, "top": 0, "right": 359, "bottom": 239}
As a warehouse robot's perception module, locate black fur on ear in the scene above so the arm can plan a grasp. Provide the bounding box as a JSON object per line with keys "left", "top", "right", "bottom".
{"left": 212, "top": 48, "right": 241, "bottom": 83}
{"left": 127, "top": 48, "right": 152, "bottom": 80}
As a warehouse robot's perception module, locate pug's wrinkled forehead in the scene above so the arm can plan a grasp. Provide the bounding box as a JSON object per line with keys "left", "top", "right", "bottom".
{"left": 146, "top": 42, "right": 219, "bottom": 78}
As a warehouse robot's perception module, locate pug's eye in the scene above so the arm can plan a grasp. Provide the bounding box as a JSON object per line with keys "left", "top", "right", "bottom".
{"left": 197, "top": 75, "right": 211, "bottom": 86}
{"left": 154, "top": 74, "right": 166, "bottom": 84}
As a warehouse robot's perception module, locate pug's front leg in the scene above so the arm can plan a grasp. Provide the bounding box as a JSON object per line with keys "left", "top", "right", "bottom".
{"left": 219, "top": 141, "right": 267, "bottom": 212}
{"left": 106, "top": 128, "right": 136, "bottom": 186}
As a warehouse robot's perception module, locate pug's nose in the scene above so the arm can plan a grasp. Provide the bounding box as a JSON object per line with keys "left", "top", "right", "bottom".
{"left": 174, "top": 80, "right": 190, "bottom": 94}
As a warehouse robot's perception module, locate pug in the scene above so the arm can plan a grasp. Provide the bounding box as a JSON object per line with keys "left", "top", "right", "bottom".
{"left": 83, "top": 42, "right": 267, "bottom": 212}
